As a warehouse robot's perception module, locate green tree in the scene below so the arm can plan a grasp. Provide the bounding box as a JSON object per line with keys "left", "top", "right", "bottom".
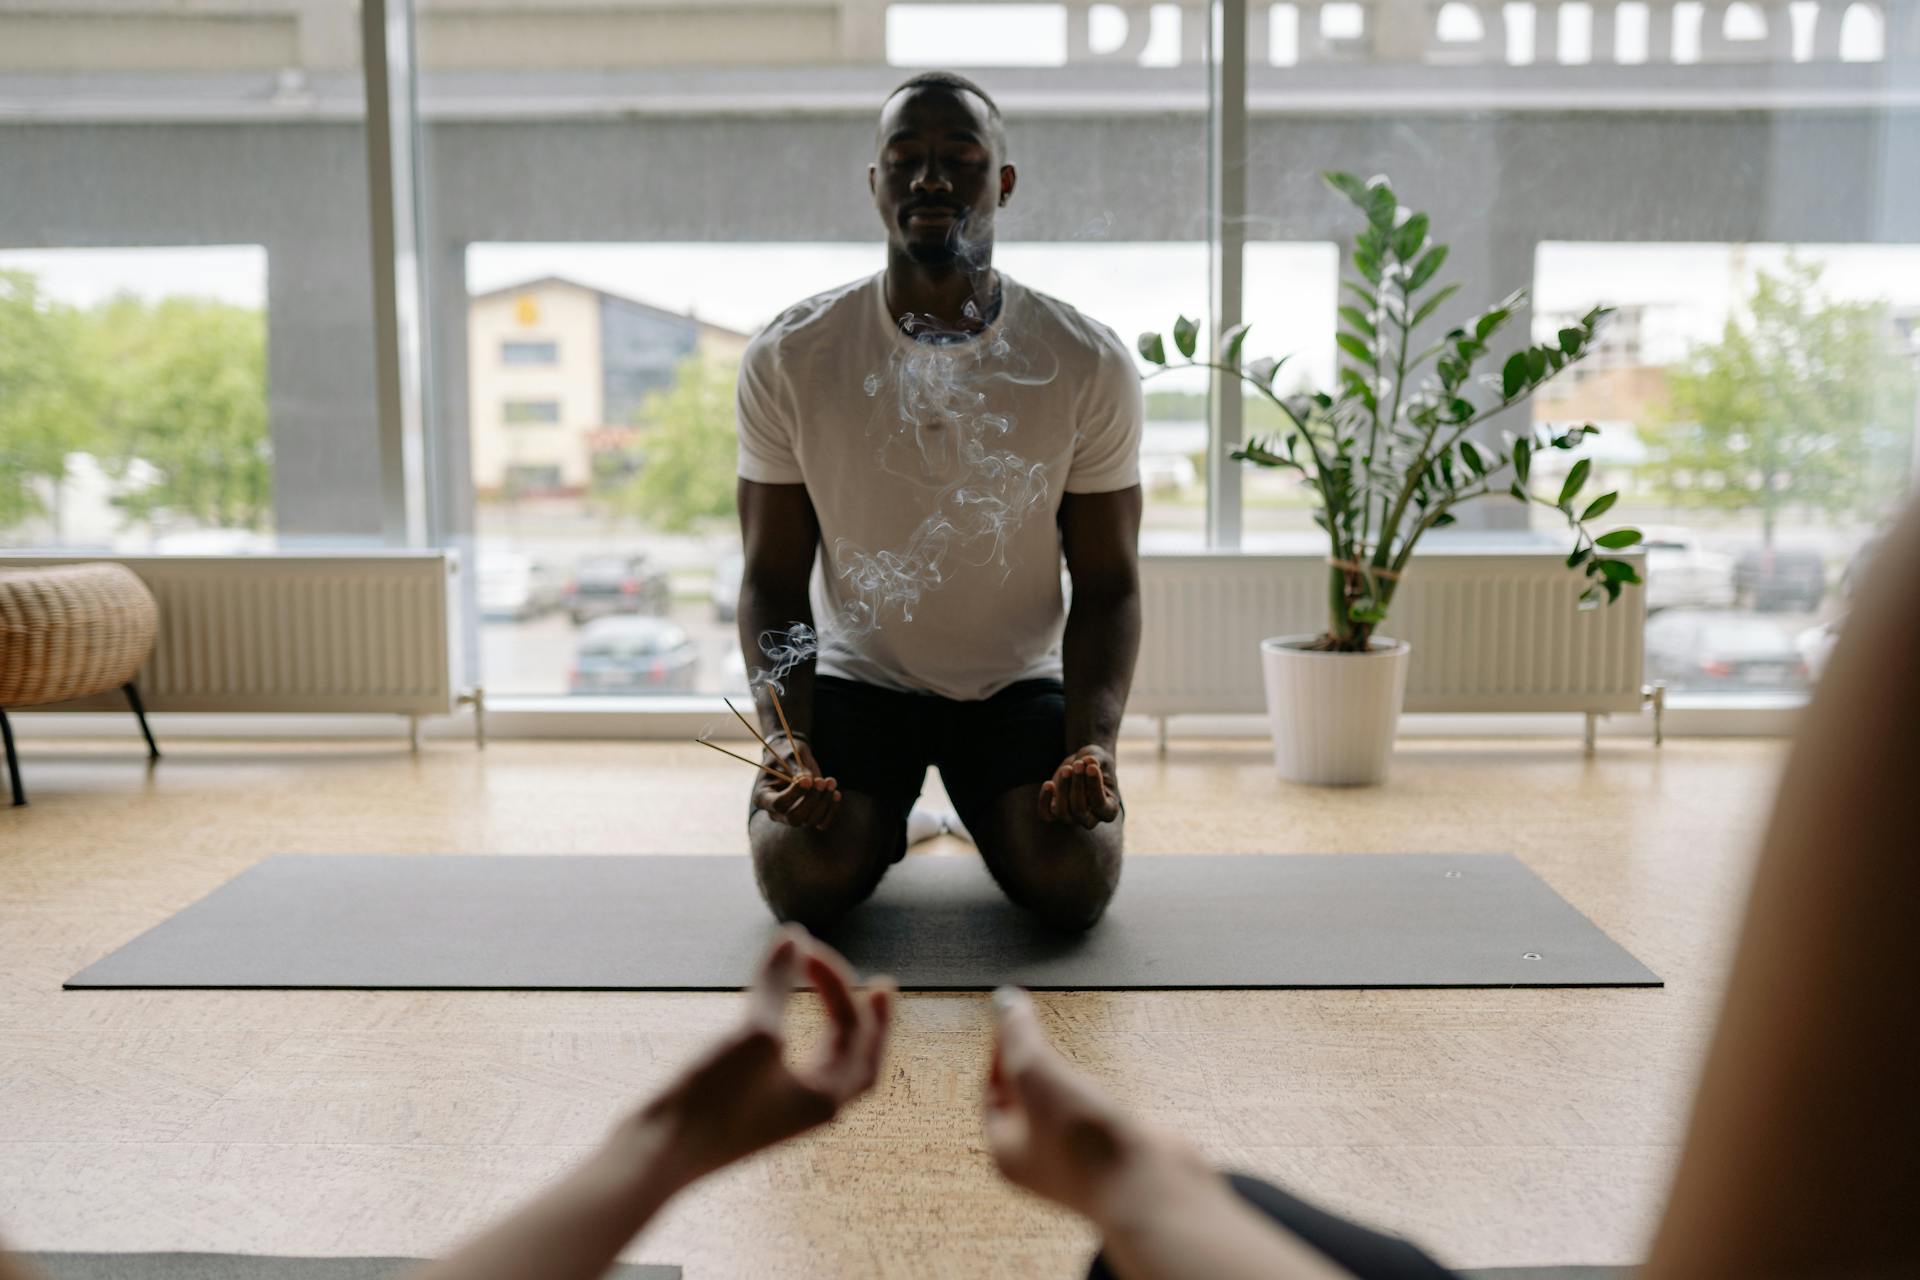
{"left": 0, "top": 270, "right": 98, "bottom": 533}
{"left": 604, "top": 355, "right": 740, "bottom": 532}
{"left": 1643, "top": 258, "right": 1916, "bottom": 545}
{"left": 88, "top": 293, "right": 271, "bottom": 531}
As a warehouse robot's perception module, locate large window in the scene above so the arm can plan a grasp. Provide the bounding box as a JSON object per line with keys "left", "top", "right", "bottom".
{"left": 1237, "top": 0, "right": 1920, "bottom": 698}
{"left": 420, "top": 0, "right": 1211, "bottom": 697}
{"left": 0, "top": 1, "right": 382, "bottom": 551}
{"left": 0, "top": 246, "right": 271, "bottom": 552}
{"left": 1534, "top": 242, "right": 1920, "bottom": 695}
{"left": 8, "top": 0, "right": 1915, "bottom": 712}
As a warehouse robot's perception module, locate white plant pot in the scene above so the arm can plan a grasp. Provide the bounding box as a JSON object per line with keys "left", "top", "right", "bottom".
{"left": 1260, "top": 634, "right": 1412, "bottom": 786}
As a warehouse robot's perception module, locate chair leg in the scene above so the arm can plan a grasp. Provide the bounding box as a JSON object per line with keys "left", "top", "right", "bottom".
{"left": 1, "top": 708, "right": 23, "bottom": 807}
{"left": 123, "top": 683, "right": 161, "bottom": 761}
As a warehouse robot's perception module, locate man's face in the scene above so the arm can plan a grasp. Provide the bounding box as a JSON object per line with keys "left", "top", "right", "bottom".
{"left": 870, "top": 87, "right": 1013, "bottom": 268}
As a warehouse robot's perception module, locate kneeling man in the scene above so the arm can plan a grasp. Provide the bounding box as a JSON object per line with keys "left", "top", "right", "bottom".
{"left": 734, "top": 72, "right": 1142, "bottom": 932}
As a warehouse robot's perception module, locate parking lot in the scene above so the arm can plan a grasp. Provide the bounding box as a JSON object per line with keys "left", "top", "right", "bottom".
{"left": 472, "top": 499, "right": 1876, "bottom": 699}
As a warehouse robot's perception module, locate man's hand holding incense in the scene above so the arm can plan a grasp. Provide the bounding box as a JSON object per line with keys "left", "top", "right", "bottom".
{"left": 755, "top": 736, "right": 842, "bottom": 832}
{"left": 1039, "top": 744, "right": 1121, "bottom": 829}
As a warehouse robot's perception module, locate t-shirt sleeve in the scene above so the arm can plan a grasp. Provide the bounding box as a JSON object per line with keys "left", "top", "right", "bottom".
{"left": 735, "top": 331, "right": 806, "bottom": 485}
{"left": 1064, "top": 332, "right": 1144, "bottom": 494}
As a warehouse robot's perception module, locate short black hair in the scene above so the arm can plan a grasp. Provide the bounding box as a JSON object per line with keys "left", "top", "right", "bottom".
{"left": 880, "top": 71, "right": 1007, "bottom": 159}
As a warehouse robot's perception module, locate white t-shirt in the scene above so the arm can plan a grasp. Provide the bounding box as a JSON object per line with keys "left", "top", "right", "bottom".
{"left": 735, "top": 271, "right": 1143, "bottom": 701}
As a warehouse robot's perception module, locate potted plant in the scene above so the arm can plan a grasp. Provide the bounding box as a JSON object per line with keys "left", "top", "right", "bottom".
{"left": 1139, "top": 172, "right": 1643, "bottom": 784}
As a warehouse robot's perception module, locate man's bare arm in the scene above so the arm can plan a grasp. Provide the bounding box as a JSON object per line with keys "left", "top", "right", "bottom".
{"left": 736, "top": 479, "right": 838, "bottom": 828}
{"left": 1058, "top": 486, "right": 1143, "bottom": 752}
{"left": 1041, "top": 486, "right": 1142, "bottom": 826}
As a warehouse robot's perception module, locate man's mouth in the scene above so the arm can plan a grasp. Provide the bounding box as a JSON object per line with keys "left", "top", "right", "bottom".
{"left": 906, "top": 206, "right": 961, "bottom": 225}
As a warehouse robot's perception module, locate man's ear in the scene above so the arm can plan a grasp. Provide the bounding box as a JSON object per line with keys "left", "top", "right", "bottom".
{"left": 868, "top": 163, "right": 878, "bottom": 197}
{"left": 999, "top": 164, "right": 1018, "bottom": 207}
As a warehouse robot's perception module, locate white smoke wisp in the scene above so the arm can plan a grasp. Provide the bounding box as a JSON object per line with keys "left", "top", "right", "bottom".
{"left": 752, "top": 268, "right": 1061, "bottom": 695}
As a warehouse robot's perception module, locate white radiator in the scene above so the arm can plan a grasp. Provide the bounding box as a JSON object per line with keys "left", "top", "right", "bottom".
{"left": 1, "top": 553, "right": 461, "bottom": 716}
{"left": 1133, "top": 551, "right": 1647, "bottom": 717}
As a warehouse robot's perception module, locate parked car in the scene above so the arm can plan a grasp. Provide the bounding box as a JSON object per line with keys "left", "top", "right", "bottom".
{"left": 568, "top": 616, "right": 698, "bottom": 694}
{"left": 1733, "top": 545, "right": 1826, "bottom": 613}
{"left": 478, "top": 549, "right": 564, "bottom": 622}
{"left": 1639, "top": 527, "right": 1735, "bottom": 612}
{"left": 565, "top": 554, "right": 670, "bottom": 624}
{"left": 710, "top": 551, "right": 744, "bottom": 623}
{"left": 1644, "top": 609, "right": 1809, "bottom": 693}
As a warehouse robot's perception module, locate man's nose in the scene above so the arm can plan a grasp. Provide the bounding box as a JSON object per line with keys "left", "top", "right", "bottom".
{"left": 910, "top": 162, "right": 953, "bottom": 194}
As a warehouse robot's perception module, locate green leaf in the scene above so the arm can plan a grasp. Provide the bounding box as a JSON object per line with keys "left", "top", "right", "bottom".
{"left": 1337, "top": 306, "right": 1376, "bottom": 339}
{"left": 1219, "top": 321, "right": 1252, "bottom": 366}
{"left": 1597, "top": 558, "right": 1642, "bottom": 583}
{"left": 1366, "top": 183, "right": 1398, "bottom": 230}
{"left": 1341, "top": 279, "right": 1377, "bottom": 307}
{"left": 1501, "top": 352, "right": 1530, "bottom": 398}
{"left": 1595, "top": 527, "right": 1643, "bottom": 549}
{"left": 1409, "top": 283, "right": 1460, "bottom": 329}
{"left": 1335, "top": 332, "right": 1376, "bottom": 367}
{"left": 1509, "top": 481, "right": 1530, "bottom": 503}
{"left": 1567, "top": 545, "right": 1592, "bottom": 569}
{"left": 1475, "top": 309, "right": 1509, "bottom": 341}
{"left": 1580, "top": 492, "right": 1618, "bottom": 522}
{"left": 1459, "top": 440, "right": 1485, "bottom": 475}
{"left": 1392, "top": 212, "right": 1429, "bottom": 261}
{"left": 1526, "top": 346, "right": 1549, "bottom": 379}
{"left": 1513, "top": 436, "right": 1532, "bottom": 482}
{"left": 1578, "top": 586, "right": 1602, "bottom": 610}
{"left": 1408, "top": 244, "right": 1449, "bottom": 290}
{"left": 1234, "top": 440, "right": 1290, "bottom": 468}
{"left": 1323, "top": 170, "right": 1370, "bottom": 208}
{"left": 1354, "top": 250, "right": 1382, "bottom": 285}
{"left": 1431, "top": 512, "right": 1458, "bottom": 527}
{"left": 1558, "top": 327, "right": 1585, "bottom": 355}
{"left": 1557, "top": 458, "right": 1591, "bottom": 508}
{"left": 1247, "top": 355, "right": 1281, "bottom": 387}
{"left": 1173, "top": 315, "right": 1199, "bottom": 360}
{"left": 1138, "top": 332, "right": 1166, "bottom": 366}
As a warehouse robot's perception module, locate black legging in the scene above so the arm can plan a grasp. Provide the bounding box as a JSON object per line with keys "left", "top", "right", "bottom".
{"left": 1088, "top": 1172, "right": 1457, "bottom": 1279}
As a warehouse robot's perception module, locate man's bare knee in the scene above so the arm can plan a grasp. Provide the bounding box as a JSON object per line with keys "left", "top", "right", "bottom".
{"left": 1021, "top": 843, "right": 1120, "bottom": 931}
{"left": 980, "top": 812, "right": 1123, "bottom": 933}
{"left": 749, "top": 802, "right": 891, "bottom": 930}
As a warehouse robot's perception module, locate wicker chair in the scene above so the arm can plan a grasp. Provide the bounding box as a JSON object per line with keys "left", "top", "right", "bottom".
{"left": 0, "top": 562, "right": 161, "bottom": 806}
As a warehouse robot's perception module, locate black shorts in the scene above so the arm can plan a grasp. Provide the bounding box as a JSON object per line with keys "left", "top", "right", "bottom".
{"left": 800, "top": 673, "right": 1069, "bottom": 856}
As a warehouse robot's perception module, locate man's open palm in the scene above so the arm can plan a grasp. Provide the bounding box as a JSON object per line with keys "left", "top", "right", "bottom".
{"left": 1039, "top": 745, "right": 1121, "bottom": 828}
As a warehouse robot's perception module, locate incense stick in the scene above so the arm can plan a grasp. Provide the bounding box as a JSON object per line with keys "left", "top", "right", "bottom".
{"left": 723, "top": 696, "right": 777, "bottom": 756}
{"left": 694, "top": 736, "right": 796, "bottom": 784}
{"left": 767, "top": 684, "right": 801, "bottom": 763}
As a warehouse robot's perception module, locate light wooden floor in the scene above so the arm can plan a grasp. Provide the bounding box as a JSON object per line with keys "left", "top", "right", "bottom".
{"left": 0, "top": 734, "right": 1784, "bottom": 1278}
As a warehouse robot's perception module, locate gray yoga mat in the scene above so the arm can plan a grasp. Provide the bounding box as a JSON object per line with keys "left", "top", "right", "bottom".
{"left": 66, "top": 853, "right": 1657, "bottom": 991}
{"left": 27, "top": 1257, "right": 676, "bottom": 1279}
{"left": 20, "top": 1257, "right": 1618, "bottom": 1280}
